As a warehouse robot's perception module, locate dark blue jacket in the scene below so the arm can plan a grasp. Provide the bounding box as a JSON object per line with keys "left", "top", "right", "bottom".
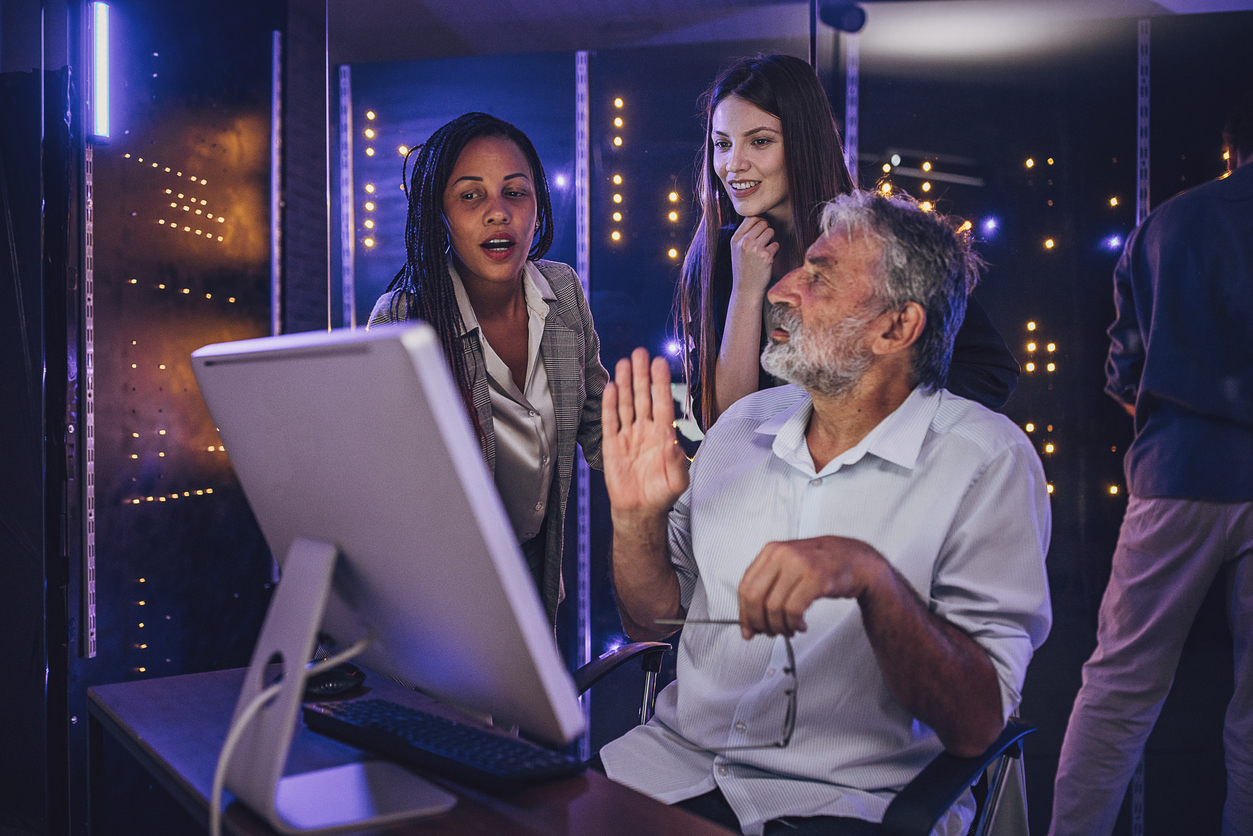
{"left": 1106, "top": 163, "right": 1253, "bottom": 500}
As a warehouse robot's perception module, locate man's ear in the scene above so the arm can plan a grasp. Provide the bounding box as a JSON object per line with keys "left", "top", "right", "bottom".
{"left": 871, "top": 301, "right": 926, "bottom": 357}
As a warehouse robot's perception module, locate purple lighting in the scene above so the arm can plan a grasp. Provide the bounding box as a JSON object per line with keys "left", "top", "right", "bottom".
{"left": 665, "top": 340, "right": 682, "bottom": 357}
{"left": 92, "top": 3, "right": 110, "bottom": 138}
{"left": 982, "top": 217, "right": 999, "bottom": 234}
{"left": 1105, "top": 234, "right": 1123, "bottom": 251}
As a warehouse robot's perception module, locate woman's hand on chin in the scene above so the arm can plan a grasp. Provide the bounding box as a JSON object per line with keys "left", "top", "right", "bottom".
{"left": 730, "top": 215, "right": 779, "bottom": 298}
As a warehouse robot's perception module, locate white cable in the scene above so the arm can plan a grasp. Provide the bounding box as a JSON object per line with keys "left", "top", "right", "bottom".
{"left": 210, "top": 680, "right": 281, "bottom": 836}
{"left": 209, "top": 639, "right": 371, "bottom": 836}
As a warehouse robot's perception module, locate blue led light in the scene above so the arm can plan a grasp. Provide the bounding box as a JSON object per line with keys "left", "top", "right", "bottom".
{"left": 1105, "top": 234, "right": 1123, "bottom": 251}
{"left": 665, "top": 340, "right": 682, "bottom": 357}
{"left": 92, "top": 3, "right": 110, "bottom": 138}
{"left": 982, "top": 217, "right": 999, "bottom": 234}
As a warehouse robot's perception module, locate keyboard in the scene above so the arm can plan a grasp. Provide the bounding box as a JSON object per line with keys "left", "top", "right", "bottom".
{"left": 302, "top": 698, "right": 583, "bottom": 793}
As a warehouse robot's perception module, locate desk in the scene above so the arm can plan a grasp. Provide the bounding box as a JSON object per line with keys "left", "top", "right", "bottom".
{"left": 87, "top": 667, "right": 734, "bottom": 836}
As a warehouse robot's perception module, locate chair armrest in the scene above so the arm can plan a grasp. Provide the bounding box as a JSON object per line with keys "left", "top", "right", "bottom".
{"left": 878, "top": 721, "right": 1035, "bottom": 836}
{"left": 573, "top": 642, "right": 670, "bottom": 695}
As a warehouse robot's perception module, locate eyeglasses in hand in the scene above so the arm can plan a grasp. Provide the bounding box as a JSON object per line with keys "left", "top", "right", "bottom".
{"left": 655, "top": 617, "right": 797, "bottom": 751}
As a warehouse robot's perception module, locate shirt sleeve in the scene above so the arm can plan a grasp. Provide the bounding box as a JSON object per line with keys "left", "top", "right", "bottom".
{"left": 1104, "top": 231, "right": 1145, "bottom": 408}
{"left": 667, "top": 486, "right": 699, "bottom": 613}
{"left": 945, "top": 296, "right": 1020, "bottom": 410}
{"left": 930, "top": 436, "right": 1053, "bottom": 720}
{"left": 366, "top": 289, "right": 409, "bottom": 329}
{"left": 569, "top": 267, "right": 609, "bottom": 471}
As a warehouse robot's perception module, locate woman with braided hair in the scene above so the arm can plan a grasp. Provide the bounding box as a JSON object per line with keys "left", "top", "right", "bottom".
{"left": 370, "top": 112, "right": 607, "bottom": 625}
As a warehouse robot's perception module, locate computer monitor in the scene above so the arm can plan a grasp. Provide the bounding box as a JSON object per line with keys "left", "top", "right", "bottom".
{"left": 190, "top": 324, "right": 584, "bottom": 832}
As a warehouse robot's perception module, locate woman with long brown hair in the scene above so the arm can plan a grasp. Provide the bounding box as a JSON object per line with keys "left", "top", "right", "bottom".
{"left": 677, "top": 54, "right": 1018, "bottom": 428}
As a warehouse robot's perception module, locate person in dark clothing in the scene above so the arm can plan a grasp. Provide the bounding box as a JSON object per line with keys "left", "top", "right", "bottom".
{"left": 1050, "top": 92, "right": 1253, "bottom": 836}
{"left": 674, "top": 54, "right": 1018, "bottom": 429}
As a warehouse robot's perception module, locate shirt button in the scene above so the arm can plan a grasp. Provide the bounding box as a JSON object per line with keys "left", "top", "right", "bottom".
{"left": 535, "top": 502, "right": 543, "bottom": 511}
{"left": 809, "top": 478, "right": 822, "bottom": 487}
{"left": 734, "top": 721, "right": 747, "bottom": 733}
{"left": 766, "top": 667, "right": 777, "bottom": 677}
{"left": 529, "top": 410, "right": 537, "bottom": 417}
{"left": 717, "top": 766, "right": 729, "bottom": 777}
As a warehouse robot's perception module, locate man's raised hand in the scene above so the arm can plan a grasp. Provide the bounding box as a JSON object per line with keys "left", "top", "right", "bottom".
{"left": 602, "top": 348, "right": 690, "bottom": 519}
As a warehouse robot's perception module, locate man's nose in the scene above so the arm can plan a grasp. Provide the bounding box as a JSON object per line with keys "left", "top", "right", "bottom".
{"left": 767, "top": 267, "right": 803, "bottom": 306}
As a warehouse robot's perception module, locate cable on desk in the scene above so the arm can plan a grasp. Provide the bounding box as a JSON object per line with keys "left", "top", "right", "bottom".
{"left": 209, "top": 639, "right": 371, "bottom": 836}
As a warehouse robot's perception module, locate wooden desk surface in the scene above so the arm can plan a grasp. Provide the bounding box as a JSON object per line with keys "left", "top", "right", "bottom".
{"left": 87, "top": 667, "right": 733, "bottom": 836}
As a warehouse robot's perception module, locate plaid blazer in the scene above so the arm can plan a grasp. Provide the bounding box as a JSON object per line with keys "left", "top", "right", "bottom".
{"left": 368, "top": 260, "right": 607, "bottom": 623}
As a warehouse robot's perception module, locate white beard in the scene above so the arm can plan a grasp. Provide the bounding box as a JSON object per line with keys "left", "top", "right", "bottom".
{"left": 760, "top": 303, "right": 876, "bottom": 398}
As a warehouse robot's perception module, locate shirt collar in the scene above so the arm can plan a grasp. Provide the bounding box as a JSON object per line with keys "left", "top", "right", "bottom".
{"left": 449, "top": 259, "right": 552, "bottom": 337}
{"left": 756, "top": 385, "right": 942, "bottom": 476}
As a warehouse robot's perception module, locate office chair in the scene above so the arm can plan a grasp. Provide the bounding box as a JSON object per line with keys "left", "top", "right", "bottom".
{"left": 576, "top": 644, "right": 1031, "bottom": 836}
{"left": 879, "top": 720, "right": 1034, "bottom": 836}
{"left": 573, "top": 641, "right": 671, "bottom": 723}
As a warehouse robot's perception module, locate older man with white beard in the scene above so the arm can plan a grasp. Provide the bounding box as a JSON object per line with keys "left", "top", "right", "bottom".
{"left": 595, "top": 191, "right": 1053, "bottom": 836}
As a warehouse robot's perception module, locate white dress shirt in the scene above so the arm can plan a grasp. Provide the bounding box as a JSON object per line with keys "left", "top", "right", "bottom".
{"left": 450, "top": 261, "right": 558, "bottom": 542}
{"left": 600, "top": 385, "right": 1052, "bottom": 835}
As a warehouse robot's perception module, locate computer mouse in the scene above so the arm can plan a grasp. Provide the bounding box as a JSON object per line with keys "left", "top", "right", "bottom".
{"left": 304, "top": 662, "right": 366, "bottom": 699}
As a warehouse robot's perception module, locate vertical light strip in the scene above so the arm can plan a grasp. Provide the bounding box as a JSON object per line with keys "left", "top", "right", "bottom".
{"left": 338, "top": 66, "right": 356, "bottom": 328}
{"left": 574, "top": 49, "right": 592, "bottom": 762}
{"left": 83, "top": 144, "right": 97, "bottom": 659}
{"left": 324, "top": 4, "right": 333, "bottom": 332}
{"left": 1135, "top": 19, "right": 1150, "bottom": 226}
{"left": 808, "top": 0, "right": 817, "bottom": 67}
{"left": 844, "top": 33, "right": 860, "bottom": 186}
{"left": 91, "top": 3, "right": 110, "bottom": 138}
{"left": 1130, "top": 24, "right": 1150, "bottom": 831}
{"left": 271, "top": 30, "right": 283, "bottom": 336}
{"left": 575, "top": 53, "right": 591, "bottom": 300}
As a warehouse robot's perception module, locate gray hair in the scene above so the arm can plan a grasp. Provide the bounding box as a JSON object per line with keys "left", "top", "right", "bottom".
{"left": 817, "top": 191, "right": 982, "bottom": 390}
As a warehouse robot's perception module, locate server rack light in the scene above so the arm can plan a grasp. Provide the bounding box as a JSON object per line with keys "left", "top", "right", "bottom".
{"left": 92, "top": 3, "right": 110, "bottom": 138}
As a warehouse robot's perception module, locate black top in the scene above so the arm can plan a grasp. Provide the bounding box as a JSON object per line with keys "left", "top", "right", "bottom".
{"left": 689, "top": 226, "right": 1020, "bottom": 421}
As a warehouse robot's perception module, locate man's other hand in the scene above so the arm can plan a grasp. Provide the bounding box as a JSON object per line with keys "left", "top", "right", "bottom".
{"left": 737, "top": 536, "right": 887, "bottom": 639}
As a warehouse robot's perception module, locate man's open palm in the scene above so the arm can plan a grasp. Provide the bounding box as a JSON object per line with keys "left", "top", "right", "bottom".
{"left": 602, "top": 348, "right": 690, "bottom": 516}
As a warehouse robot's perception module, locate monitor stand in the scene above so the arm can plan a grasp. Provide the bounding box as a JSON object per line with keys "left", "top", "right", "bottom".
{"left": 223, "top": 537, "right": 457, "bottom": 834}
